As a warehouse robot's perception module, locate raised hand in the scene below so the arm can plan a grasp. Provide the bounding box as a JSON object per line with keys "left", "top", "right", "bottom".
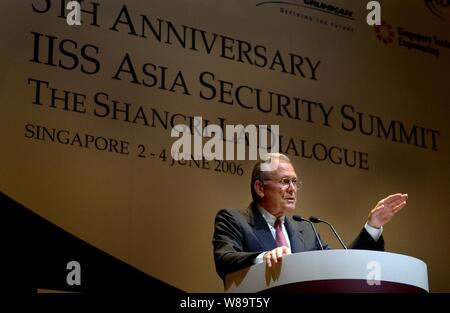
{"left": 368, "top": 193, "right": 408, "bottom": 228}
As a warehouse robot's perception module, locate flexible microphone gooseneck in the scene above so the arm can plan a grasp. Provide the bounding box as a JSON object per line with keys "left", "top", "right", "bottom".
{"left": 292, "top": 215, "right": 324, "bottom": 250}
{"left": 309, "top": 216, "right": 347, "bottom": 249}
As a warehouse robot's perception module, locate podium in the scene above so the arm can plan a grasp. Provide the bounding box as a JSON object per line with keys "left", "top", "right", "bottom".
{"left": 225, "top": 250, "right": 428, "bottom": 293}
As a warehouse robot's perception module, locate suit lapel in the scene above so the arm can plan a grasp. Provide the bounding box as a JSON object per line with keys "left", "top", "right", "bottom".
{"left": 247, "top": 204, "right": 277, "bottom": 251}
{"left": 247, "top": 203, "right": 306, "bottom": 253}
{"left": 285, "top": 217, "right": 305, "bottom": 253}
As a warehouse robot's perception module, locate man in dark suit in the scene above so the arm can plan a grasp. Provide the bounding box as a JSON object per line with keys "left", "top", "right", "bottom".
{"left": 212, "top": 153, "right": 408, "bottom": 280}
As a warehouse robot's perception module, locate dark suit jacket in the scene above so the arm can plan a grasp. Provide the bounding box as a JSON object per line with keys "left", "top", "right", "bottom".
{"left": 212, "top": 203, "right": 384, "bottom": 280}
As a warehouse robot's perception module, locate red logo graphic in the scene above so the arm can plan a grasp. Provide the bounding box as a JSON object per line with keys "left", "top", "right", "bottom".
{"left": 374, "top": 20, "right": 395, "bottom": 44}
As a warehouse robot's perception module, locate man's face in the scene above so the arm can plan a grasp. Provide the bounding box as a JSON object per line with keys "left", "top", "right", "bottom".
{"left": 260, "top": 161, "right": 298, "bottom": 217}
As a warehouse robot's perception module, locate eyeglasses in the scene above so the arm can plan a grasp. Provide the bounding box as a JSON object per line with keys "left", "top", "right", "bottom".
{"left": 264, "top": 177, "right": 301, "bottom": 190}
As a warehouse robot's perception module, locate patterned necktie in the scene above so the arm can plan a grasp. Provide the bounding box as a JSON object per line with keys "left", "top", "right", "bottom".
{"left": 274, "top": 218, "right": 288, "bottom": 247}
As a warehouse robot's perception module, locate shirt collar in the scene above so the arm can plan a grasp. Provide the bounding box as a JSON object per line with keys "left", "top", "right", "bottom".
{"left": 257, "top": 205, "right": 285, "bottom": 227}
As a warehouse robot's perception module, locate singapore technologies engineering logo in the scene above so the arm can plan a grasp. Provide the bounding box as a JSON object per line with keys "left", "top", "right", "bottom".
{"left": 374, "top": 20, "right": 395, "bottom": 44}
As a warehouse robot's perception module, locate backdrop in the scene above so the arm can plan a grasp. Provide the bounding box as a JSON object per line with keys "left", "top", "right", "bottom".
{"left": 1, "top": 0, "right": 449, "bottom": 292}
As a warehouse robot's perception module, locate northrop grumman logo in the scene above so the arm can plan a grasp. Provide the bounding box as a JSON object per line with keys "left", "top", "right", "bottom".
{"left": 256, "top": 0, "right": 354, "bottom": 20}
{"left": 425, "top": 0, "right": 450, "bottom": 21}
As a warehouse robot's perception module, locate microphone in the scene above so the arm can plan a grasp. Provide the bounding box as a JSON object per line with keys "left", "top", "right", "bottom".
{"left": 309, "top": 216, "right": 347, "bottom": 249}
{"left": 292, "top": 215, "right": 324, "bottom": 250}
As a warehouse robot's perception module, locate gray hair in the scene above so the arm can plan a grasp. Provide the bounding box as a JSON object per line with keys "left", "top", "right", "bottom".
{"left": 250, "top": 153, "right": 291, "bottom": 202}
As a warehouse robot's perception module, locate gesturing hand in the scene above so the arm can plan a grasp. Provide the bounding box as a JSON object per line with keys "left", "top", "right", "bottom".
{"left": 368, "top": 193, "right": 408, "bottom": 228}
